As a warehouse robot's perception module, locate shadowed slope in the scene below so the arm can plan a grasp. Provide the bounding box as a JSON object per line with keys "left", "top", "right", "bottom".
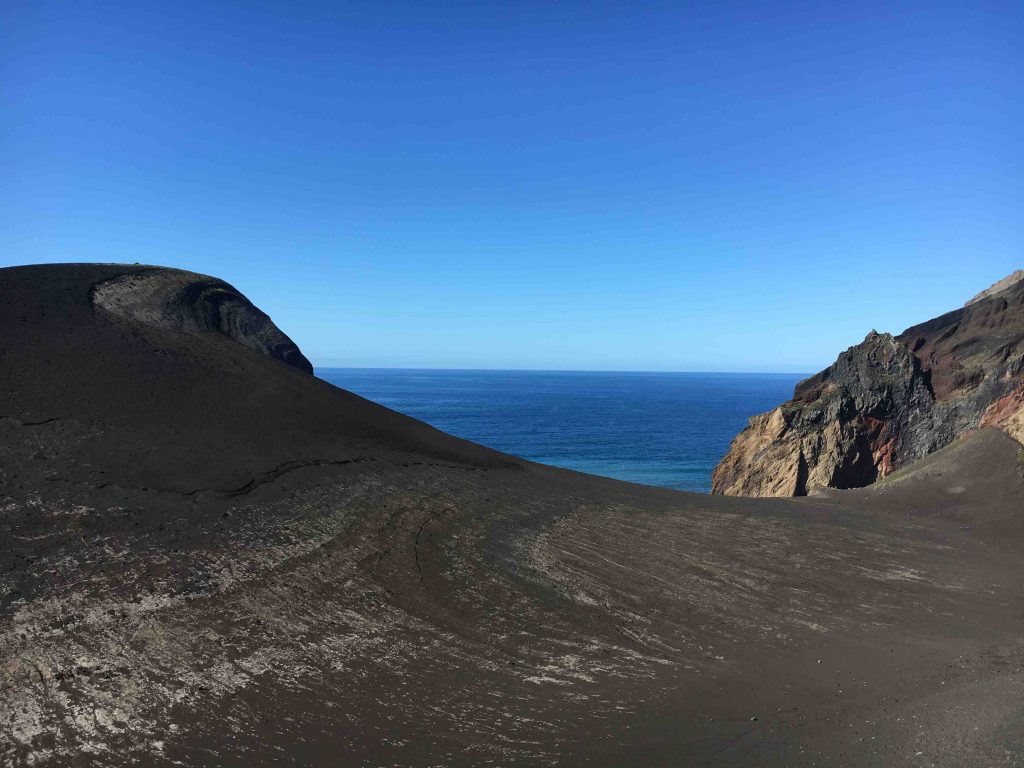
{"left": 3, "top": 264, "right": 1024, "bottom": 767}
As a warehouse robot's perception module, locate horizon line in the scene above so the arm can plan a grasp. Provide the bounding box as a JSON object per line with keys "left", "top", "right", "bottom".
{"left": 313, "top": 365, "right": 813, "bottom": 376}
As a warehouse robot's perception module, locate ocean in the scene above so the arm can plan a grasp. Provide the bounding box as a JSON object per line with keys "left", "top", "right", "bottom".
{"left": 316, "top": 369, "right": 806, "bottom": 493}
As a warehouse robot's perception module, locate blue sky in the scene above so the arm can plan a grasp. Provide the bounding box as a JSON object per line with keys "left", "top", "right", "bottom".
{"left": 3, "top": 1, "right": 1021, "bottom": 371}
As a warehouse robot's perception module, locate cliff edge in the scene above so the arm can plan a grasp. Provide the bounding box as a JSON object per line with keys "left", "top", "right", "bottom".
{"left": 712, "top": 271, "right": 1024, "bottom": 496}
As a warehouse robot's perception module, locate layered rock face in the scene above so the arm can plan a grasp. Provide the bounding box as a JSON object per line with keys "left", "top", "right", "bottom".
{"left": 713, "top": 272, "right": 1024, "bottom": 496}
{"left": 92, "top": 267, "right": 314, "bottom": 374}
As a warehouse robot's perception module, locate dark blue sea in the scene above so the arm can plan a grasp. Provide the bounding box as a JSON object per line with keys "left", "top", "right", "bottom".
{"left": 317, "top": 369, "right": 805, "bottom": 493}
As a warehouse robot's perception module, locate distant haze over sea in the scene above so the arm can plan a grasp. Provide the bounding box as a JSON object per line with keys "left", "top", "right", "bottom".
{"left": 318, "top": 369, "right": 806, "bottom": 493}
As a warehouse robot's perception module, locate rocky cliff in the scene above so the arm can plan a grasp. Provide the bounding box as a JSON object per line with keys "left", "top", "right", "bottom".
{"left": 712, "top": 271, "right": 1024, "bottom": 496}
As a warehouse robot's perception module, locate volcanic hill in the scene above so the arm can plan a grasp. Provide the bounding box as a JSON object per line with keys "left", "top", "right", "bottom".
{"left": 3, "top": 263, "right": 1024, "bottom": 767}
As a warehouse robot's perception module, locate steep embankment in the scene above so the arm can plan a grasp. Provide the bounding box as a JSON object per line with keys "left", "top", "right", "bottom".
{"left": 0, "top": 264, "right": 512, "bottom": 501}
{"left": 4, "top": 263, "right": 1024, "bottom": 767}
{"left": 713, "top": 271, "right": 1024, "bottom": 496}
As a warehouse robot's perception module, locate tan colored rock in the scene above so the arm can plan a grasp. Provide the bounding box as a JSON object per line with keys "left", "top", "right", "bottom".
{"left": 1004, "top": 406, "right": 1024, "bottom": 445}
{"left": 711, "top": 408, "right": 803, "bottom": 497}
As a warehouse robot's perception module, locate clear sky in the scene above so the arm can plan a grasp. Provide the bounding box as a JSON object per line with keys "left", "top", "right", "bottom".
{"left": 3, "top": 1, "right": 1021, "bottom": 372}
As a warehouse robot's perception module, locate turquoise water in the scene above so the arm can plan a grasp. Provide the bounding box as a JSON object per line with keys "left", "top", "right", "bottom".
{"left": 317, "top": 369, "right": 804, "bottom": 493}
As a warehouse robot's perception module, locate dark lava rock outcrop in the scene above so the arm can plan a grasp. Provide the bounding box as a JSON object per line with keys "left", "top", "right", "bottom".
{"left": 713, "top": 271, "right": 1024, "bottom": 496}
{"left": 92, "top": 266, "right": 314, "bottom": 374}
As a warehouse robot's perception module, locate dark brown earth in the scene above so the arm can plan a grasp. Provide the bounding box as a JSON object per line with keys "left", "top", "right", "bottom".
{"left": 3, "top": 264, "right": 1024, "bottom": 766}
{"left": 713, "top": 271, "right": 1024, "bottom": 497}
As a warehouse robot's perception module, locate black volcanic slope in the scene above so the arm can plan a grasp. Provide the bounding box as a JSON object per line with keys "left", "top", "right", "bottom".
{"left": 3, "top": 264, "right": 1024, "bottom": 767}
